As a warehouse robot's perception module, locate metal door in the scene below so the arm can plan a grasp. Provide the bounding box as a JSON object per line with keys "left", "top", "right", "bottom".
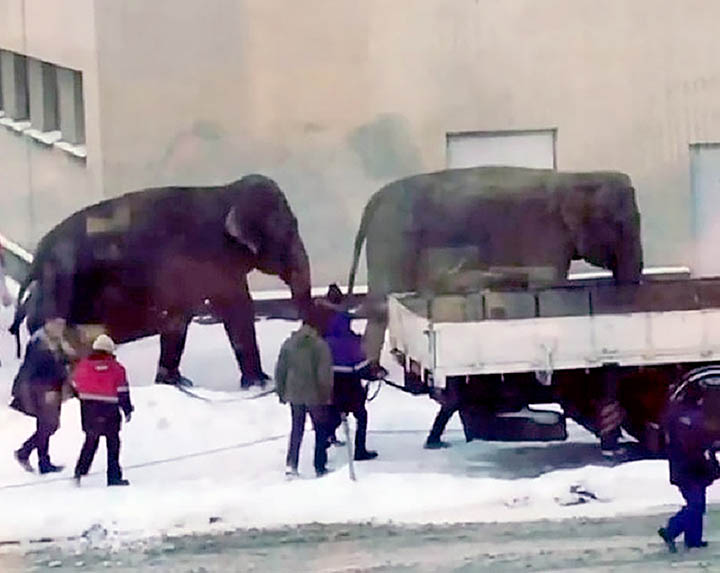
{"left": 691, "top": 144, "right": 720, "bottom": 277}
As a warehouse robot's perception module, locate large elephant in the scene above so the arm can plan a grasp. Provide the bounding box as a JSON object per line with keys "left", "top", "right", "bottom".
{"left": 11, "top": 174, "right": 311, "bottom": 388}
{"left": 347, "top": 166, "right": 643, "bottom": 361}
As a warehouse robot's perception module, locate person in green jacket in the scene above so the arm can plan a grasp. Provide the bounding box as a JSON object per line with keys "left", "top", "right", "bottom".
{"left": 276, "top": 305, "right": 336, "bottom": 477}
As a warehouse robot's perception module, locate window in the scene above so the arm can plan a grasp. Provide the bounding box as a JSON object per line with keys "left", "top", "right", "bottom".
{"left": 0, "top": 50, "right": 29, "bottom": 121}
{"left": 57, "top": 66, "right": 85, "bottom": 144}
{"left": 446, "top": 129, "right": 557, "bottom": 170}
{"left": 0, "top": 49, "right": 86, "bottom": 157}
{"left": 28, "top": 58, "right": 59, "bottom": 132}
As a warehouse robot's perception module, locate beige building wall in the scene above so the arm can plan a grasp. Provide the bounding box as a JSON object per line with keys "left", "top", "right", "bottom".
{"left": 0, "top": 0, "right": 103, "bottom": 246}
{"left": 4, "top": 0, "right": 720, "bottom": 287}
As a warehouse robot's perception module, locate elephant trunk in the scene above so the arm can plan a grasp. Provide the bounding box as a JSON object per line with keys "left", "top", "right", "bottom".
{"left": 283, "top": 237, "right": 312, "bottom": 318}
{"left": 613, "top": 219, "right": 644, "bottom": 283}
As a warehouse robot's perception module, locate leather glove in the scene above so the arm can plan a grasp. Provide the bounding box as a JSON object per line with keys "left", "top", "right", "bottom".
{"left": 124, "top": 411, "right": 132, "bottom": 423}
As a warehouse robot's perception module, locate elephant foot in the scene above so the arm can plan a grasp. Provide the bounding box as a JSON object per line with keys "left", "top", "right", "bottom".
{"left": 155, "top": 368, "right": 194, "bottom": 387}
{"left": 240, "top": 371, "right": 271, "bottom": 390}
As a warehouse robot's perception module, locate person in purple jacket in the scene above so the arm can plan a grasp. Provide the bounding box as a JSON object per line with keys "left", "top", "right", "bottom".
{"left": 321, "top": 284, "right": 385, "bottom": 461}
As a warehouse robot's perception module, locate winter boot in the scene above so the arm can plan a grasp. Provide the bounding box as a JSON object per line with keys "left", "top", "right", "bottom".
{"left": 107, "top": 478, "right": 130, "bottom": 487}
{"left": 327, "top": 434, "right": 346, "bottom": 448}
{"left": 285, "top": 465, "right": 299, "bottom": 479}
{"left": 39, "top": 462, "right": 64, "bottom": 475}
{"left": 424, "top": 439, "right": 451, "bottom": 450}
{"left": 354, "top": 449, "right": 378, "bottom": 461}
{"left": 658, "top": 527, "right": 677, "bottom": 553}
{"left": 685, "top": 540, "right": 709, "bottom": 549}
{"left": 14, "top": 450, "right": 34, "bottom": 473}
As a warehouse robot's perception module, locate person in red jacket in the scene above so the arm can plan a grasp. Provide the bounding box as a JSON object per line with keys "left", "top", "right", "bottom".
{"left": 72, "top": 334, "right": 133, "bottom": 486}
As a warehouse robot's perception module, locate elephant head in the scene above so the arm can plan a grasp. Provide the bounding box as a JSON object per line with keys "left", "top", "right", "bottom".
{"left": 224, "top": 174, "right": 312, "bottom": 312}
{"left": 555, "top": 176, "right": 643, "bottom": 283}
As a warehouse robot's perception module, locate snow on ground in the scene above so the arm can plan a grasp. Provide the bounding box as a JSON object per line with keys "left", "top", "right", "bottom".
{"left": 0, "top": 281, "right": 718, "bottom": 545}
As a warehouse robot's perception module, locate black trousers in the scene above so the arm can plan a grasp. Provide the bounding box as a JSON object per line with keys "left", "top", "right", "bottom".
{"left": 427, "top": 382, "right": 463, "bottom": 443}
{"left": 17, "top": 386, "right": 61, "bottom": 469}
{"left": 286, "top": 404, "right": 333, "bottom": 473}
{"left": 75, "top": 432, "right": 122, "bottom": 482}
{"left": 427, "top": 403, "right": 458, "bottom": 443}
{"left": 333, "top": 373, "right": 369, "bottom": 453}
{"left": 74, "top": 402, "right": 123, "bottom": 482}
{"left": 666, "top": 483, "right": 707, "bottom": 546}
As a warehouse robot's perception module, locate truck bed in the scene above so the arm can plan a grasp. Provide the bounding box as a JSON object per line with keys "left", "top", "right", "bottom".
{"left": 387, "top": 276, "right": 720, "bottom": 388}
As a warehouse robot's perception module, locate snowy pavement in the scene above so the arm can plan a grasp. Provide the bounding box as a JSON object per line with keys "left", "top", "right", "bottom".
{"left": 8, "top": 514, "right": 720, "bottom": 572}
{"left": 0, "top": 283, "right": 719, "bottom": 551}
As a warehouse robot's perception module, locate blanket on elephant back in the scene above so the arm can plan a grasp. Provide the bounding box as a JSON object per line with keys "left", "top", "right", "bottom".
{"left": 395, "top": 166, "right": 632, "bottom": 197}
{"left": 353, "top": 165, "right": 641, "bottom": 296}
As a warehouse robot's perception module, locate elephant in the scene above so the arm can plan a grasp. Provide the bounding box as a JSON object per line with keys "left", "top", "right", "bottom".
{"left": 347, "top": 166, "right": 644, "bottom": 362}
{"left": 10, "top": 174, "right": 312, "bottom": 388}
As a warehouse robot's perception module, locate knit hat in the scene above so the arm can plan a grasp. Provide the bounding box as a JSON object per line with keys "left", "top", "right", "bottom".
{"left": 92, "top": 333, "right": 116, "bottom": 354}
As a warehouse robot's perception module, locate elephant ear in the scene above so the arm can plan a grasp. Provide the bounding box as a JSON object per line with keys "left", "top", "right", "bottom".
{"left": 224, "top": 206, "right": 260, "bottom": 256}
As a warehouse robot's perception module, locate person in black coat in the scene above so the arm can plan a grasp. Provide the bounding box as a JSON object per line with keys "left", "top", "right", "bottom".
{"left": 12, "top": 318, "right": 76, "bottom": 474}
{"left": 658, "top": 370, "right": 720, "bottom": 552}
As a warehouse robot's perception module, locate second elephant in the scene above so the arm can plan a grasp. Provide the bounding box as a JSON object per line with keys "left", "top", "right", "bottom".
{"left": 347, "top": 166, "right": 643, "bottom": 362}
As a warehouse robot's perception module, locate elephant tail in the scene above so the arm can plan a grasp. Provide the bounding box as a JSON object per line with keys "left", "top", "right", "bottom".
{"left": 10, "top": 237, "right": 46, "bottom": 357}
{"left": 9, "top": 276, "right": 33, "bottom": 358}
{"left": 348, "top": 191, "right": 384, "bottom": 295}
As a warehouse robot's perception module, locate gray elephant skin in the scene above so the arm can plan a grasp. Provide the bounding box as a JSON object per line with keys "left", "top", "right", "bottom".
{"left": 11, "top": 174, "right": 311, "bottom": 387}
{"left": 347, "top": 166, "right": 644, "bottom": 361}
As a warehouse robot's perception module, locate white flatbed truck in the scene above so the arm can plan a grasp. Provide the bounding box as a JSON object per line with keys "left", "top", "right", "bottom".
{"left": 386, "top": 268, "right": 720, "bottom": 452}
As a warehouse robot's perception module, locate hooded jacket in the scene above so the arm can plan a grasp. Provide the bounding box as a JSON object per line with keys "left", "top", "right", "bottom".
{"left": 323, "top": 311, "right": 370, "bottom": 375}
{"left": 666, "top": 399, "right": 720, "bottom": 487}
{"left": 72, "top": 351, "right": 133, "bottom": 416}
{"left": 275, "top": 325, "right": 333, "bottom": 406}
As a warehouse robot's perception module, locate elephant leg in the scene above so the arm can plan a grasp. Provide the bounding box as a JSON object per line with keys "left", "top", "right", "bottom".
{"left": 218, "top": 299, "right": 269, "bottom": 389}
{"left": 156, "top": 313, "right": 193, "bottom": 386}
{"left": 363, "top": 316, "right": 387, "bottom": 364}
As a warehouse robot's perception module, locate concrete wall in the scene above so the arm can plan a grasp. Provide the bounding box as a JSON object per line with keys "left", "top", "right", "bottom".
{"left": 0, "top": 0, "right": 103, "bottom": 247}
{"left": 4, "top": 0, "right": 720, "bottom": 287}
{"left": 90, "top": 0, "right": 720, "bottom": 288}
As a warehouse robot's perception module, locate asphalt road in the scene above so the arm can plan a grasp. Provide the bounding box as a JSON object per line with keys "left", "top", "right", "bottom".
{"left": 4, "top": 508, "right": 720, "bottom": 572}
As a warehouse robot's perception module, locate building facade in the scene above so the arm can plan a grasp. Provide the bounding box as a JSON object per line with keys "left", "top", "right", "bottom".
{"left": 2, "top": 0, "right": 720, "bottom": 288}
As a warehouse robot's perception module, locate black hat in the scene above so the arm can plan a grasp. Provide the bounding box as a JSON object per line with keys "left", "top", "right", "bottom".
{"left": 327, "top": 283, "right": 344, "bottom": 305}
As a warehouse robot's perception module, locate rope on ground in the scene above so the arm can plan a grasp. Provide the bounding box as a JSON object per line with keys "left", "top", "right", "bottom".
{"left": 0, "top": 376, "right": 445, "bottom": 492}
{"left": 0, "top": 434, "right": 286, "bottom": 491}
{"left": 0, "top": 426, "right": 453, "bottom": 492}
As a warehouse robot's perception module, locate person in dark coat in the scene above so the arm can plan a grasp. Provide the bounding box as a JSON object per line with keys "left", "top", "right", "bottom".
{"left": 658, "top": 371, "right": 720, "bottom": 552}
{"left": 321, "top": 284, "right": 383, "bottom": 461}
{"left": 425, "top": 398, "right": 459, "bottom": 449}
{"left": 72, "top": 334, "right": 134, "bottom": 487}
{"left": 12, "top": 318, "right": 76, "bottom": 474}
{"left": 275, "top": 305, "right": 335, "bottom": 477}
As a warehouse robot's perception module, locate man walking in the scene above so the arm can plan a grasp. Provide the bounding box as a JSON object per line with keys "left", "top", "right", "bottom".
{"left": 276, "top": 305, "right": 335, "bottom": 477}
{"left": 73, "top": 334, "right": 133, "bottom": 486}
{"left": 658, "top": 368, "right": 720, "bottom": 552}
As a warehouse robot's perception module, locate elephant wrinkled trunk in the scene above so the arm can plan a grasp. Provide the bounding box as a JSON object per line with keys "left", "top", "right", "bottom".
{"left": 282, "top": 239, "right": 312, "bottom": 319}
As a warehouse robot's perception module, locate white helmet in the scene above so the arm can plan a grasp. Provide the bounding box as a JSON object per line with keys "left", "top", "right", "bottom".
{"left": 92, "top": 333, "right": 116, "bottom": 354}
